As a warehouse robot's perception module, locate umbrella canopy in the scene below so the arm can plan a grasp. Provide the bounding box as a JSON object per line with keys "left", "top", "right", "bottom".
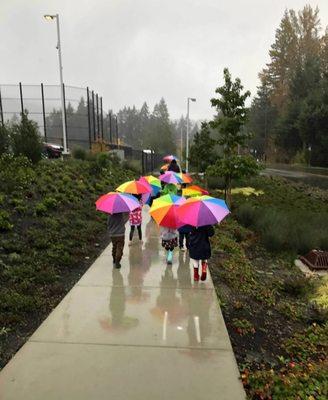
{"left": 163, "top": 155, "right": 179, "bottom": 162}
{"left": 177, "top": 195, "right": 230, "bottom": 227}
{"left": 160, "top": 164, "right": 169, "bottom": 172}
{"left": 182, "top": 185, "right": 209, "bottom": 197}
{"left": 150, "top": 194, "right": 186, "bottom": 228}
{"left": 159, "top": 171, "right": 183, "bottom": 184}
{"left": 116, "top": 180, "right": 151, "bottom": 194}
{"left": 140, "top": 175, "right": 161, "bottom": 196}
{"left": 180, "top": 173, "right": 193, "bottom": 184}
{"left": 96, "top": 192, "right": 140, "bottom": 214}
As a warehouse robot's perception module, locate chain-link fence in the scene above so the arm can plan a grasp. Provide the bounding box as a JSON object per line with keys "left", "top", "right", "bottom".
{"left": 0, "top": 83, "right": 119, "bottom": 149}
{"left": 0, "top": 83, "right": 164, "bottom": 173}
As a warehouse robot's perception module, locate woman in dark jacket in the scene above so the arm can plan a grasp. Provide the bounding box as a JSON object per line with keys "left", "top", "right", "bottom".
{"left": 189, "top": 225, "right": 215, "bottom": 281}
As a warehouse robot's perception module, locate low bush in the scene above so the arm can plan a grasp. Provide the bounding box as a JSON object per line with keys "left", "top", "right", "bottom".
{"left": 0, "top": 211, "right": 13, "bottom": 231}
{"left": 235, "top": 204, "right": 328, "bottom": 254}
{"left": 72, "top": 146, "right": 87, "bottom": 160}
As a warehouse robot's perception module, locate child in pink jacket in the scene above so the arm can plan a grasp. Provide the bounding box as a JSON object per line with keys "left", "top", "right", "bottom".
{"left": 129, "top": 194, "right": 143, "bottom": 244}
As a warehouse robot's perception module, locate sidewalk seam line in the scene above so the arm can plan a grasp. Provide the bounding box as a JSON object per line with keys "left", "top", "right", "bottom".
{"left": 28, "top": 339, "right": 233, "bottom": 352}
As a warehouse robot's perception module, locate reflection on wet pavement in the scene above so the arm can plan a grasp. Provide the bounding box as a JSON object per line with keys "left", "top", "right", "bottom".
{"left": 0, "top": 208, "right": 246, "bottom": 400}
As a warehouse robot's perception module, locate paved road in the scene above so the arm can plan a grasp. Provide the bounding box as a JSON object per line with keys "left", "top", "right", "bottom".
{"left": 0, "top": 209, "right": 245, "bottom": 400}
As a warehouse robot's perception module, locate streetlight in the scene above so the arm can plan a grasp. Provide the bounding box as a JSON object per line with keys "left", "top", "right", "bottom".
{"left": 44, "top": 13, "right": 68, "bottom": 154}
{"left": 186, "top": 97, "right": 196, "bottom": 172}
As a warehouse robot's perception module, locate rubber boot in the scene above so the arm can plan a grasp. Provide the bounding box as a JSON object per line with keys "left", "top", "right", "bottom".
{"left": 167, "top": 250, "right": 173, "bottom": 264}
{"left": 193, "top": 267, "right": 199, "bottom": 282}
{"left": 201, "top": 261, "right": 207, "bottom": 281}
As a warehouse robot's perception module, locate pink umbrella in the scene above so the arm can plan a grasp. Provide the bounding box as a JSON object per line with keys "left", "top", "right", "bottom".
{"left": 159, "top": 171, "right": 183, "bottom": 184}
{"left": 177, "top": 195, "right": 230, "bottom": 227}
{"left": 96, "top": 192, "right": 140, "bottom": 214}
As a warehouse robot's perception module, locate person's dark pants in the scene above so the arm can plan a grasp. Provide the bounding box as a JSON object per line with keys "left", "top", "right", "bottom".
{"left": 110, "top": 236, "right": 125, "bottom": 263}
{"left": 179, "top": 232, "right": 189, "bottom": 249}
{"left": 129, "top": 225, "right": 142, "bottom": 241}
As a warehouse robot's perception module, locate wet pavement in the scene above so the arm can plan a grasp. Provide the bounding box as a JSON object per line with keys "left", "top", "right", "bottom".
{"left": 0, "top": 209, "right": 245, "bottom": 400}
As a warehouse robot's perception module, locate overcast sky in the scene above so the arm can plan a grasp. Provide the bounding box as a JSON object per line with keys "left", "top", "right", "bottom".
{"left": 1, "top": 0, "right": 328, "bottom": 121}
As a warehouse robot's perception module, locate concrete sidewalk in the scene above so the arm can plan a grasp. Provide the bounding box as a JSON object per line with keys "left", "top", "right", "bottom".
{"left": 0, "top": 210, "right": 245, "bottom": 400}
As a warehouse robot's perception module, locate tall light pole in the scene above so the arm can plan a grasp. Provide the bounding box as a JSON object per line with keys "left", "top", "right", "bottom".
{"left": 186, "top": 97, "right": 196, "bottom": 172}
{"left": 44, "top": 14, "right": 68, "bottom": 154}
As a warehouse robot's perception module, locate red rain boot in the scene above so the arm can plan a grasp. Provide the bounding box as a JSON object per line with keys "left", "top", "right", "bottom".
{"left": 201, "top": 261, "right": 207, "bottom": 281}
{"left": 193, "top": 267, "right": 199, "bottom": 282}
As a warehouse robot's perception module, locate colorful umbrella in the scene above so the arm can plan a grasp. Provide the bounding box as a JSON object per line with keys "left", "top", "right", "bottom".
{"left": 96, "top": 192, "right": 140, "bottom": 214}
{"left": 159, "top": 171, "right": 183, "bottom": 184}
{"left": 163, "top": 155, "right": 179, "bottom": 162}
{"left": 149, "top": 194, "right": 186, "bottom": 228}
{"left": 182, "top": 185, "right": 209, "bottom": 197}
{"left": 177, "top": 195, "right": 230, "bottom": 227}
{"left": 116, "top": 180, "right": 151, "bottom": 194}
{"left": 180, "top": 173, "right": 193, "bottom": 184}
{"left": 160, "top": 164, "right": 169, "bottom": 172}
{"left": 140, "top": 175, "right": 161, "bottom": 196}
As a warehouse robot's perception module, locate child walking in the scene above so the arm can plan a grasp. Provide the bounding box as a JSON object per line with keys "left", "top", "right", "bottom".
{"left": 189, "top": 225, "right": 215, "bottom": 281}
{"left": 129, "top": 194, "right": 143, "bottom": 245}
{"left": 107, "top": 212, "right": 130, "bottom": 268}
{"left": 178, "top": 224, "right": 192, "bottom": 251}
{"left": 161, "top": 227, "right": 178, "bottom": 264}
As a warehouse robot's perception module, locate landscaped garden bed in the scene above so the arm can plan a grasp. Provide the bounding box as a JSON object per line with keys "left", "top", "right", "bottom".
{"left": 0, "top": 154, "right": 134, "bottom": 368}
{"left": 209, "top": 176, "right": 328, "bottom": 399}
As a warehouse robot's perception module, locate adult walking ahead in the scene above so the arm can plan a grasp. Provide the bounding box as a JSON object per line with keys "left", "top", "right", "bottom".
{"left": 167, "top": 159, "right": 181, "bottom": 173}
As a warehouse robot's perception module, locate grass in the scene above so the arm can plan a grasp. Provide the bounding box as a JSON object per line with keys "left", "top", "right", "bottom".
{"left": 0, "top": 154, "right": 134, "bottom": 368}
{"left": 215, "top": 175, "right": 328, "bottom": 255}
{"left": 209, "top": 175, "right": 328, "bottom": 399}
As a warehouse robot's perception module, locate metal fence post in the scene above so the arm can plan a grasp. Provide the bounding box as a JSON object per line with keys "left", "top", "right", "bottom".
{"left": 142, "top": 151, "right": 144, "bottom": 175}
{"left": 92, "top": 91, "right": 96, "bottom": 141}
{"left": 41, "top": 83, "right": 47, "bottom": 141}
{"left": 96, "top": 94, "right": 99, "bottom": 140}
{"left": 100, "top": 97, "right": 104, "bottom": 141}
{"left": 109, "top": 112, "right": 112, "bottom": 144}
{"left": 0, "top": 87, "right": 4, "bottom": 126}
{"left": 87, "top": 87, "right": 92, "bottom": 149}
{"left": 62, "top": 83, "right": 68, "bottom": 148}
{"left": 19, "top": 82, "right": 24, "bottom": 116}
{"left": 115, "top": 115, "right": 119, "bottom": 146}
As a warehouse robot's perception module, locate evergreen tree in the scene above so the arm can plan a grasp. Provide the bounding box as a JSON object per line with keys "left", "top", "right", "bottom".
{"left": 208, "top": 68, "right": 258, "bottom": 204}
{"left": 11, "top": 112, "right": 42, "bottom": 164}
{"left": 189, "top": 122, "right": 216, "bottom": 172}
{"left": 210, "top": 68, "right": 251, "bottom": 156}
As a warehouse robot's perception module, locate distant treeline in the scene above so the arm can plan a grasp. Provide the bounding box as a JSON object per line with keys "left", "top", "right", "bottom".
{"left": 44, "top": 97, "right": 198, "bottom": 154}
{"left": 248, "top": 5, "right": 328, "bottom": 167}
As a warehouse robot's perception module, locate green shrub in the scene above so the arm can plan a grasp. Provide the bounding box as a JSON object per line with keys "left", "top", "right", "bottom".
{"left": 11, "top": 112, "right": 42, "bottom": 164}
{"left": 43, "top": 197, "right": 58, "bottom": 209}
{"left": 35, "top": 203, "right": 47, "bottom": 216}
{"left": 0, "top": 154, "right": 35, "bottom": 194}
{"left": 72, "top": 146, "right": 87, "bottom": 160}
{"left": 0, "top": 210, "right": 13, "bottom": 231}
{"left": 122, "top": 159, "right": 142, "bottom": 174}
{"left": 0, "top": 124, "right": 10, "bottom": 156}
{"left": 235, "top": 203, "right": 257, "bottom": 227}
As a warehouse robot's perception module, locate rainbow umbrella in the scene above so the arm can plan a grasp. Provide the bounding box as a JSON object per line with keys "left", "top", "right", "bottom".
{"left": 159, "top": 171, "right": 183, "bottom": 184}
{"left": 96, "top": 192, "right": 140, "bottom": 214}
{"left": 116, "top": 180, "right": 151, "bottom": 194}
{"left": 177, "top": 195, "right": 230, "bottom": 227}
{"left": 163, "top": 154, "right": 179, "bottom": 162}
{"left": 140, "top": 175, "right": 161, "bottom": 196}
{"left": 180, "top": 173, "right": 193, "bottom": 184}
{"left": 160, "top": 164, "right": 169, "bottom": 172}
{"left": 182, "top": 185, "right": 209, "bottom": 197}
{"left": 150, "top": 194, "right": 186, "bottom": 228}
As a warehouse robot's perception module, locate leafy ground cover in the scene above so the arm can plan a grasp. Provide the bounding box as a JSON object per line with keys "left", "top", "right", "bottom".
{"left": 0, "top": 154, "right": 134, "bottom": 368}
{"left": 209, "top": 176, "right": 328, "bottom": 399}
